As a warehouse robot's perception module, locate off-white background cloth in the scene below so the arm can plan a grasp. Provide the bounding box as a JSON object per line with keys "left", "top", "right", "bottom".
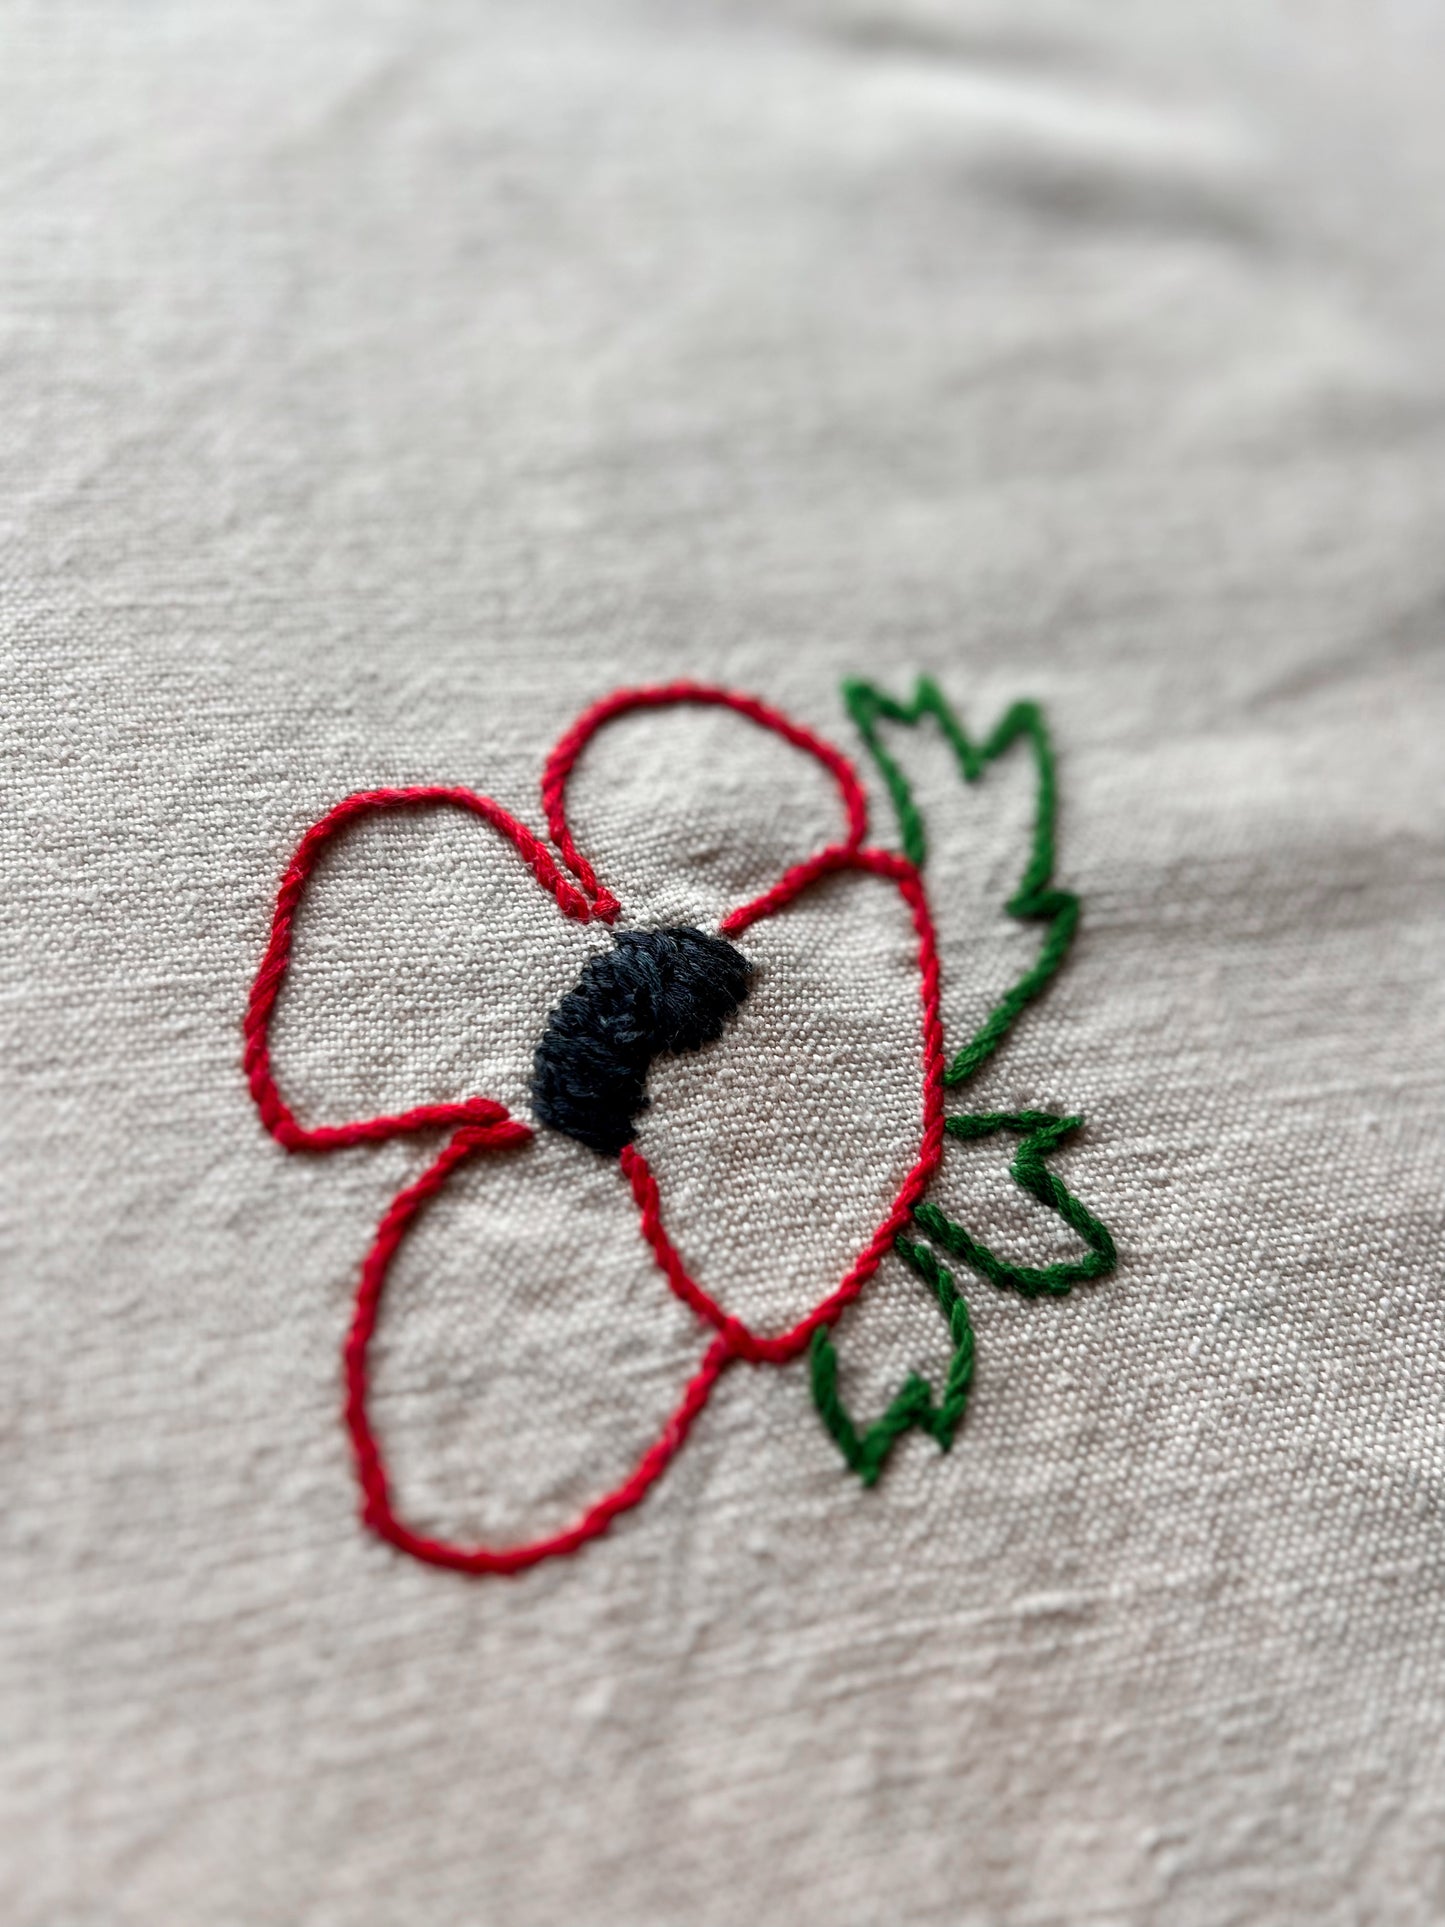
{"left": 3, "top": 3, "right": 1444, "bottom": 1923}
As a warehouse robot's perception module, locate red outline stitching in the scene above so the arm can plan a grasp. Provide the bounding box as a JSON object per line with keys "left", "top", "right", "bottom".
{"left": 246, "top": 691, "right": 943, "bottom": 1576}
{"left": 620, "top": 851, "right": 944, "bottom": 1362}
{"left": 244, "top": 785, "right": 591, "bottom": 1151}
{"left": 344, "top": 1121, "right": 732, "bottom": 1575}
{"left": 540, "top": 681, "right": 869, "bottom": 932}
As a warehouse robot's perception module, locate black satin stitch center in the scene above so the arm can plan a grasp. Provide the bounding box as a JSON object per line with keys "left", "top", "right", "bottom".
{"left": 531, "top": 926, "right": 752, "bottom": 1156}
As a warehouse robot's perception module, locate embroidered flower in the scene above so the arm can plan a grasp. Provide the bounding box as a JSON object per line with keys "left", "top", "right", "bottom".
{"left": 244, "top": 683, "right": 947, "bottom": 1574}
{"left": 245, "top": 678, "right": 1117, "bottom": 1576}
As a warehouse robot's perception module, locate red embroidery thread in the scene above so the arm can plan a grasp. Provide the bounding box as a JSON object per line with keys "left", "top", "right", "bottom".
{"left": 245, "top": 686, "right": 944, "bottom": 1575}
{"left": 541, "top": 680, "right": 871, "bottom": 936}
{"left": 244, "top": 785, "right": 594, "bottom": 1151}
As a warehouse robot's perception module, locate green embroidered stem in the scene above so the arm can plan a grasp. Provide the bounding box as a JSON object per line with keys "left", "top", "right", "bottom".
{"left": 809, "top": 1236, "right": 974, "bottom": 1486}
{"left": 842, "top": 678, "right": 1079, "bottom": 1087}
{"left": 913, "top": 1112, "right": 1116, "bottom": 1299}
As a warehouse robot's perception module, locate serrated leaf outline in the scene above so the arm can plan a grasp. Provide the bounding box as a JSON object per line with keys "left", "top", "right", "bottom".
{"left": 812, "top": 681, "right": 1119, "bottom": 1485}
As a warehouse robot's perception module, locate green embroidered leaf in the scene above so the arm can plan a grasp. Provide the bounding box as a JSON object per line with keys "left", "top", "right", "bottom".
{"left": 809, "top": 1236, "right": 974, "bottom": 1487}
{"left": 808, "top": 681, "right": 1119, "bottom": 1487}
{"left": 842, "top": 677, "right": 1078, "bottom": 1088}
{"left": 914, "top": 1112, "right": 1117, "bottom": 1299}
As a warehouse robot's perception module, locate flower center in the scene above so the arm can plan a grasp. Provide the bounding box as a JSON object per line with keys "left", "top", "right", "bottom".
{"left": 532, "top": 925, "right": 752, "bottom": 1155}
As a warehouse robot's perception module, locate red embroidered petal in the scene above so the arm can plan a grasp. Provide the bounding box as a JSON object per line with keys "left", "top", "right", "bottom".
{"left": 618, "top": 849, "right": 945, "bottom": 1363}
{"left": 244, "top": 785, "right": 593, "bottom": 1152}
{"left": 539, "top": 684, "right": 942, "bottom": 1362}
{"left": 345, "top": 1124, "right": 730, "bottom": 1574}
{"left": 247, "top": 692, "right": 946, "bottom": 1577}
{"left": 540, "top": 682, "right": 869, "bottom": 932}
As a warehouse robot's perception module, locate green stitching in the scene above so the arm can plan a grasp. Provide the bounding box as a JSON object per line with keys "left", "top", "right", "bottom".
{"left": 914, "top": 1112, "right": 1116, "bottom": 1298}
{"left": 808, "top": 1236, "right": 974, "bottom": 1486}
{"left": 841, "top": 677, "right": 1078, "bottom": 1087}
{"left": 809, "top": 680, "right": 1119, "bottom": 1488}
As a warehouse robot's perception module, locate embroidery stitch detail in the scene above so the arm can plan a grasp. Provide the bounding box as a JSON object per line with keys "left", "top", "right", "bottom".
{"left": 244, "top": 678, "right": 1119, "bottom": 1568}
{"left": 533, "top": 926, "right": 752, "bottom": 1155}
{"left": 243, "top": 785, "right": 592, "bottom": 1152}
{"left": 810, "top": 682, "right": 1118, "bottom": 1484}
{"left": 842, "top": 679, "right": 1078, "bottom": 1086}
{"left": 541, "top": 681, "right": 870, "bottom": 936}
{"left": 809, "top": 1236, "right": 974, "bottom": 1486}
{"left": 245, "top": 684, "right": 944, "bottom": 1575}
{"left": 916, "top": 1113, "right": 1117, "bottom": 1298}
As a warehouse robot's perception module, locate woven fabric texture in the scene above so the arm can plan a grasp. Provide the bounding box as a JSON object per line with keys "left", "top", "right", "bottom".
{"left": 3, "top": 3, "right": 1444, "bottom": 1923}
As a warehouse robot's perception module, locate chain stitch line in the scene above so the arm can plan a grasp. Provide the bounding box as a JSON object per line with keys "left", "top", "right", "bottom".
{"left": 809, "top": 1236, "right": 975, "bottom": 1486}
{"left": 917, "top": 1112, "right": 1117, "bottom": 1297}
{"left": 810, "top": 681, "right": 1119, "bottom": 1484}
{"left": 245, "top": 680, "right": 1120, "bottom": 1565}
{"left": 243, "top": 785, "right": 593, "bottom": 1151}
{"left": 245, "top": 685, "right": 944, "bottom": 1575}
{"left": 842, "top": 678, "right": 1079, "bottom": 1087}
{"left": 540, "top": 680, "right": 870, "bottom": 937}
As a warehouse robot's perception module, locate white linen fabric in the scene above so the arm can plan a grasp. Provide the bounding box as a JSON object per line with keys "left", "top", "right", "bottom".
{"left": 3, "top": 3, "right": 1444, "bottom": 1923}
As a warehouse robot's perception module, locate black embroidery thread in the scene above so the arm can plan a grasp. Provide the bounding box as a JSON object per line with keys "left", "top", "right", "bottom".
{"left": 532, "top": 926, "right": 753, "bottom": 1155}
